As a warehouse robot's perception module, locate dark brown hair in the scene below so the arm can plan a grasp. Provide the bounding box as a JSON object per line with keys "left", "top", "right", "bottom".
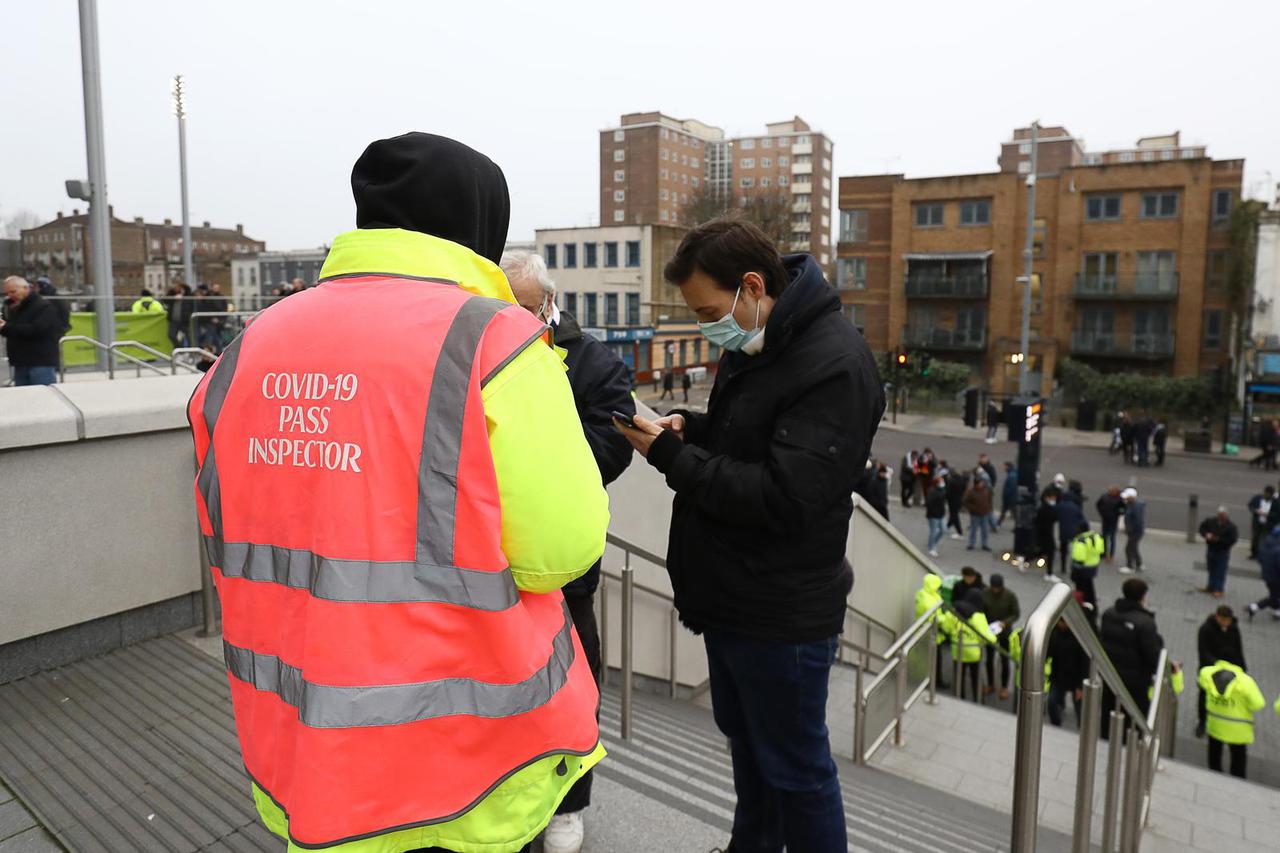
{"left": 1121, "top": 578, "right": 1149, "bottom": 602}
{"left": 663, "top": 216, "right": 789, "bottom": 297}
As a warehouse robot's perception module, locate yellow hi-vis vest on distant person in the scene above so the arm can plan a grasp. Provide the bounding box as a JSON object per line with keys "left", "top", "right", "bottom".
{"left": 130, "top": 295, "right": 166, "bottom": 314}
{"left": 1071, "top": 530, "right": 1104, "bottom": 569}
{"left": 1198, "top": 661, "right": 1266, "bottom": 745}
{"left": 940, "top": 610, "right": 997, "bottom": 665}
{"left": 914, "top": 575, "right": 945, "bottom": 644}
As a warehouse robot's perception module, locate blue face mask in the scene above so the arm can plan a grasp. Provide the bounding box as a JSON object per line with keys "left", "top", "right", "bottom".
{"left": 698, "top": 286, "right": 761, "bottom": 352}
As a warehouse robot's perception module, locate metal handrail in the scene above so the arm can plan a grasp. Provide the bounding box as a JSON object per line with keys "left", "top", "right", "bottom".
{"left": 59, "top": 335, "right": 112, "bottom": 381}
{"left": 852, "top": 603, "right": 942, "bottom": 764}
{"left": 170, "top": 347, "right": 217, "bottom": 373}
{"left": 1011, "top": 582, "right": 1175, "bottom": 853}
{"left": 109, "top": 341, "right": 171, "bottom": 377}
{"left": 846, "top": 601, "right": 897, "bottom": 641}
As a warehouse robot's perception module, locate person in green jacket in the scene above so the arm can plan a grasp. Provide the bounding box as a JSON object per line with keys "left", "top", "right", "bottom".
{"left": 1198, "top": 660, "right": 1266, "bottom": 779}
{"left": 941, "top": 587, "right": 997, "bottom": 701}
{"left": 915, "top": 574, "right": 950, "bottom": 690}
{"left": 130, "top": 289, "right": 166, "bottom": 314}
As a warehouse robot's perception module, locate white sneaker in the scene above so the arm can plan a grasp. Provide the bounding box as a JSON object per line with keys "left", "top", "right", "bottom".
{"left": 543, "top": 812, "right": 584, "bottom": 853}
{"left": 928, "top": 549, "right": 939, "bottom": 557}
{"left": 950, "top": 533, "right": 963, "bottom": 540}
{"left": 1117, "top": 566, "right": 1134, "bottom": 575}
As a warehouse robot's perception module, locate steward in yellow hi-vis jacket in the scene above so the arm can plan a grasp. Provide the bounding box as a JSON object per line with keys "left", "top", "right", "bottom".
{"left": 1198, "top": 660, "right": 1266, "bottom": 779}
{"left": 189, "top": 134, "right": 608, "bottom": 853}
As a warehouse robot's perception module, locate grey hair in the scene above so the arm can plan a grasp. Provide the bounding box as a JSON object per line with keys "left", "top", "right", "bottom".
{"left": 499, "top": 250, "right": 555, "bottom": 297}
{"left": 2, "top": 275, "right": 31, "bottom": 290}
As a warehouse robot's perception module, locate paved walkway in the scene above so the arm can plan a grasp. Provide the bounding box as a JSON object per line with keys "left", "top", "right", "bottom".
{"left": 884, "top": 500, "right": 1280, "bottom": 789}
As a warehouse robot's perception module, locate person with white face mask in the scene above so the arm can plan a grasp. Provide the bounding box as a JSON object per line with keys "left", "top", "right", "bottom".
{"left": 612, "top": 218, "right": 883, "bottom": 853}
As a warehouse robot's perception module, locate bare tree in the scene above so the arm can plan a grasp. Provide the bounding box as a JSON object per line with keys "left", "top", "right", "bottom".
{"left": 680, "top": 189, "right": 793, "bottom": 247}
{"left": 0, "top": 208, "right": 44, "bottom": 239}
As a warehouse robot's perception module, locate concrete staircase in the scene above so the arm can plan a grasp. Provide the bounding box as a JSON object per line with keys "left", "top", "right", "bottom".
{"left": 592, "top": 685, "right": 1073, "bottom": 853}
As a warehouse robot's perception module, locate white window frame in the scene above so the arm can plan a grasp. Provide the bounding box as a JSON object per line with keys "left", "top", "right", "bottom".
{"left": 614, "top": 169, "right": 625, "bottom": 182}
{"left": 740, "top": 139, "right": 755, "bottom": 150}
{"left": 614, "top": 149, "right": 625, "bottom": 162}
{"left": 741, "top": 158, "right": 755, "bottom": 169}
{"left": 613, "top": 129, "right": 624, "bottom": 142}
{"left": 613, "top": 189, "right": 626, "bottom": 202}
{"left": 740, "top": 177, "right": 754, "bottom": 188}
{"left": 613, "top": 210, "right": 625, "bottom": 223}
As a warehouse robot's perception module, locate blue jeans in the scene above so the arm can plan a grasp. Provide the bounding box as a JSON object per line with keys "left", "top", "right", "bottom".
{"left": 1206, "top": 550, "right": 1230, "bottom": 592}
{"left": 704, "top": 630, "right": 846, "bottom": 853}
{"left": 1101, "top": 521, "right": 1118, "bottom": 560}
{"left": 927, "top": 517, "right": 945, "bottom": 551}
{"left": 13, "top": 365, "right": 57, "bottom": 386}
{"left": 967, "top": 513, "right": 989, "bottom": 548}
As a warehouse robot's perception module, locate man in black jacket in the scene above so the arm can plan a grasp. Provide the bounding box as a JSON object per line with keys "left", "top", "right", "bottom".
{"left": 1046, "top": 619, "right": 1086, "bottom": 727}
{"left": 1195, "top": 605, "right": 1247, "bottom": 738}
{"left": 1198, "top": 507, "right": 1239, "bottom": 596}
{"left": 615, "top": 218, "right": 882, "bottom": 853}
{"left": 1099, "top": 578, "right": 1163, "bottom": 738}
{"left": 2, "top": 276, "right": 63, "bottom": 385}
{"left": 503, "top": 250, "right": 634, "bottom": 851}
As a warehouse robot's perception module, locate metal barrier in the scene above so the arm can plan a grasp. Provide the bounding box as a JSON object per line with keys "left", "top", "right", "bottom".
{"left": 1011, "top": 582, "right": 1177, "bottom": 853}
{"left": 848, "top": 601, "right": 941, "bottom": 763}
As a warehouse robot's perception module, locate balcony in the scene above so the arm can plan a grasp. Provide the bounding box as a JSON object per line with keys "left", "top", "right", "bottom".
{"left": 791, "top": 201, "right": 812, "bottom": 213}
{"left": 904, "top": 273, "right": 989, "bottom": 299}
{"left": 791, "top": 160, "right": 813, "bottom": 175}
{"left": 791, "top": 141, "right": 813, "bottom": 156}
{"left": 1070, "top": 331, "right": 1175, "bottom": 359}
{"left": 1073, "top": 273, "right": 1179, "bottom": 300}
{"left": 903, "top": 326, "right": 987, "bottom": 351}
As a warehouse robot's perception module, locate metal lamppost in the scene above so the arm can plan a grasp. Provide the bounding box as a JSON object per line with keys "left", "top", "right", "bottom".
{"left": 172, "top": 75, "right": 196, "bottom": 292}
{"left": 1018, "top": 122, "right": 1039, "bottom": 395}
{"left": 76, "top": 0, "right": 115, "bottom": 359}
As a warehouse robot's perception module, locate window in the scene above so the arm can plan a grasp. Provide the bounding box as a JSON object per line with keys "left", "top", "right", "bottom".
{"left": 661, "top": 169, "right": 668, "bottom": 180}
{"left": 741, "top": 158, "right": 754, "bottom": 169}
{"left": 761, "top": 158, "right": 771, "bottom": 168}
{"left": 625, "top": 241, "right": 640, "bottom": 267}
{"left": 740, "top": 177, "right": 754, "bottom": 188}
{"left": 613, "top": 210, "right": 625, "bottom": 223}
{"left": 1019, "top": 142, "right": 1031, "bottom": 155}
{"left": 565, "top": 292, "right": 578, "bottom": 315}
{"left": 843, "top": 303, "right": 866, "bottom": 329}
{"left": 798, "top": 135, "right": 810, "bottom": 145}
{"left": 741, "top": 139, "right": 754, "bottom": 150}
{"left": 1203, "top": 310, "right": 1223, "bottom": 349}
{"left": 837, "top": 257, "right": 867, "bottom": 290}
{"left": 1213, "top": 189, "right": 1233, "bottom": 224}
{"left": 613, "top": 149, "right": 625, "bottom": 162}
{"left": 914, "top": 203, "right": 943, "bottom": 228}
{"left": 762, "top": 138, "right": 773, "bottom": 149}
{"left": 583, "top": 293, "right": 598, "bottom": 327}
{"left": 661, "top": 149, "right": 669, "bottom": 161}
{"left": 660, "top": 189, "right": 669, "bottom": 200}
{"left": 1081, "top": 252, "right": 1118, "bottom": 291}
{"left": 1086, "top": 194, "right": 1121, "bottom": 221}
{"left": 564, "top": 243, "right": 577, "bottom": 269}
{"left": 584, "top": 243, "right": 598, "bottom": 270}
{"left": 778, "top": 175, "right": 789, "bottom": 186}
{"left": 626, "top": 293, "right": 640, "bottom": 325}
{"left": 691, "top": 157, "right": 699, "bottom": 168}
{"left": 779, "top": 155, "right": 789, "bottom": 166}
{"left": 150, "top": 239, "right": 160, "bottom": 251}
{"left": 760, "top": 177, "right": 770, "bottom": 188}
{"left": 1140, "top": 192, "right": 1179, "bottom": 219}
{"left": 840, "top": 210, "right": 868, "bottom": 242}
{"left": 692, "top": 176, "right": 699, "bottom": 188}
{"left": 614, "top": 169, "right": 625, "bottom": 182}
{"left": 1018, "top": 161, "right": 1031, "bottom": 174}
{"left": 1206, "top": 250, "right": 1228, "bottom": 290}
{"left": 661, "top": 128, "right": 668, "bottom": 139}
{"left": 1033, "top": 218, "right": 1047, "bottom": 258}
{"left": 544, "top": 244, "right": 557, "bottom": 268}
{"left": 613, "top": 130, "right": 624, "bottom": 142}
{"left": 604, "top": 242, "right": 619, "bottom": 267}
{"left": 605, "top": 293, "right": 618, "bottom": 325}
{"left": 613, "top": 189, "right": 625, "bottom": 202}
{"left": 793, "top": 173, "right": 810, "bottom": 185}
{"left": 778, "top": 138, "right": 790, "bottom": 148}
{"left": 660, "top": 210, "right": 669, "bottom": 221}
{"left": 1119, "top": 151, "right": 1136, "bottom": 163}
{"left": 681, "top": 174, "right": 687, "bottom": 185}
{"left": 1136, "top": 251, "right": 1176, "bottom": 292}
{"left": 959, "top": 200, "right": 991, "bottom": 226}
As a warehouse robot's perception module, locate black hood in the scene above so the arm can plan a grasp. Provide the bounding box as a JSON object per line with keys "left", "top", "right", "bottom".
{"left": 762, "top": 254, "right": 841, "bottom": 352}
{"left": 552, "top": 310, "right": 583, "bottom": 345}
{"left": 351, "top": 132, "right": 510, "bottom": 263}
{"left": 1211, "top": 668, "right": 1237, "bottom": 696}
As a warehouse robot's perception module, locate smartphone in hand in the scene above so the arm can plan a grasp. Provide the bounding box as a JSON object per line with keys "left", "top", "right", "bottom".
{"left": 612, "top": 410, "right": 637, "bottom": 429}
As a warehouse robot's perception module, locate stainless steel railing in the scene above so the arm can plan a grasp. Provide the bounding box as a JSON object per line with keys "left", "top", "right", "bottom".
{"left": 1011, "top": 582, "right": 1177, "bottom": 853}
{"left": 57, "top": 335, "right": 216, "bottom": 381}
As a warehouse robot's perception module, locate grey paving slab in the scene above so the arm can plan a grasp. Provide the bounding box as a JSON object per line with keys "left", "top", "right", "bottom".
{"left": 0, "top": 827, "right": 63, "bottom": 853}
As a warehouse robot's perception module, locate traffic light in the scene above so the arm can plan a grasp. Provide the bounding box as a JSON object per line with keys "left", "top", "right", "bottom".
{"left": 896, "top": 348, "right": 908, "bottom": 369}
{"left": 921, "top": 352, "right": 933, "bottom": 376}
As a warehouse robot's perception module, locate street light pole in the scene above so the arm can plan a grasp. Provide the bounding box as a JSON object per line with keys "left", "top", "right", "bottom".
{"left": 77, "top": 0, "right": 114, "bottom": 359}
{"left": 173, "top": 75, "right": 196, "bottom": 293}
{"left": 1019, "top": 121, "right": 1039, "bottom": 396}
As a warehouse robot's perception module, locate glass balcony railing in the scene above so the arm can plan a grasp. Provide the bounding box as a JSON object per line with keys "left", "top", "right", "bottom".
{"left": 1074, "top": 273, "right": 1179, "bottom": 299}
{"left": 904, "top": 274, "right": 989, "bottom": 298}
{"left": 1070, "top": 331, "right": 1175, "bottom": 358}
{"left": 902, "top": 326, "right": 987, "bottom": 351}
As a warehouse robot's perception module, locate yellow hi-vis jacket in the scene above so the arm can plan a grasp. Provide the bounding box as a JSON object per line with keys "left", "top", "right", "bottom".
{"left": 130, "top": 295, "right": 166, "bottom": 314}
{"left": 1198, "top": 661, "right": 1266, "bottom": 745}
{"left": 940, "top": 610, "right": 997, "bottom": 664}
{"left": 1071, "top": 530, "right": 1104, "bottom": 569}
{"left": 914, "top": 575, "right": 945, "bottom": 644}
{"left": 243, "top": 228, "right": 609, "bottom": 853}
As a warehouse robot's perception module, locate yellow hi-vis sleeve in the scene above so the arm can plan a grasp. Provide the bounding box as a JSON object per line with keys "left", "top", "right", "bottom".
{"left": 483, "top": 341, "right": 609, "bottom": 593}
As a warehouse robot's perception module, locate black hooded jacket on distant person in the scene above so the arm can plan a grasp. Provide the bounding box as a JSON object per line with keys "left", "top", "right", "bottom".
{"left": 351, "top": 131, "right": 510, "bottom": 264}
{"left": 553, "top": 310, "right": 636, "bottom": 598}
{"left": 647, "top": 255, "right": 885, "bottom": 643}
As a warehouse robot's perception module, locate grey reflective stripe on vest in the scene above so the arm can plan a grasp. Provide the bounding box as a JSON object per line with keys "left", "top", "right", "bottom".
{"left": 211, "top": 538, "right": 518, "bottom": 610}
{"left": 196, "top": 335, "right": 245, "bottom": 542}
{"left": 416, "top": 296, "right": 509, "bottom": 568}
{"left": 1206, "top": 709, "right": 1254, "bottom": 726}
{"left": 224, "top": 602, "right": 576, "bottom": 728}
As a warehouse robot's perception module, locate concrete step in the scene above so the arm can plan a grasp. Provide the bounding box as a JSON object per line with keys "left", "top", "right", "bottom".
{"left": 598, "top": 687, "right": 1073, "bottom": 852}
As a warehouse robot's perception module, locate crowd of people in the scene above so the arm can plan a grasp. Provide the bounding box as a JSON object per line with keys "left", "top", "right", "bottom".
{"left": 1109, "top": 411, "right": 1168, "bottom": 467}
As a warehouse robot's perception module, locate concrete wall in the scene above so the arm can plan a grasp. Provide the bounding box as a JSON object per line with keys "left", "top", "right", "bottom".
{"left": 0, "top": 376, "right": 203, "bottom": 647}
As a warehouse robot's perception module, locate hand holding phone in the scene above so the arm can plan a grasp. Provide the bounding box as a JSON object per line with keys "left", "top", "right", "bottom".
{"left": 612, "top": 410, "right": 637, "bottom": 429}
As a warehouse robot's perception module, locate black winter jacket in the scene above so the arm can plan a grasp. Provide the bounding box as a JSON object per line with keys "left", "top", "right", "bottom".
{"left": 554, "top": 311, "right": 635, "bottom": 598}
{"left": 647, "top": 255, "right": 884, "bottom": 642}
{"left": 0, "top": 291, "right": 62, "bottom": 368}
{"left": 1100, "top": 598, "right": 1163, "bottom": 697}
{"left": 1047, "top": 626, "right": 1087, "bottom": 692}
{"left": 1196, "top": 615, "right": 1246, "bottom": 670}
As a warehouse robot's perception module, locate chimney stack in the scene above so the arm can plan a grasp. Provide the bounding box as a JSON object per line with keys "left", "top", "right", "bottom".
{"left": 107, "top": 204, "right": 114, "bottom": 217}
{"left": 235, "top": 224, "right": 244, "bottom": 234}
{"left": 201, "top": 220, "right": 211, "bottom": 229}
{"left": 164, "top": 218, "right": 172, "bottom": 226}
{"left": 56, "top": 212, "right": 63, "bottom": 220}
{"left": 72, "top": 208, "right": 80, "bottom": 216}
{"left": 133, "top": 217, "right": 144, "bottom": 225}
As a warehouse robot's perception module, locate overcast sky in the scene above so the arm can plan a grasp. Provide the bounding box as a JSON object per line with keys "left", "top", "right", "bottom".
{"left": 3, "top": 0, "right": 1276, "bottom": 249}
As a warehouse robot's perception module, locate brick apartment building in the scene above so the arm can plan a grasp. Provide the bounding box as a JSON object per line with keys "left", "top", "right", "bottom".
{"left": 600, "top": 112, "right": 835, "bottom": 267}
{"left": 838, "top": 128, "right": 1243, "bottom": 395}
{"left": 20, "top": 209, "right": 264, "bottom": 297}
